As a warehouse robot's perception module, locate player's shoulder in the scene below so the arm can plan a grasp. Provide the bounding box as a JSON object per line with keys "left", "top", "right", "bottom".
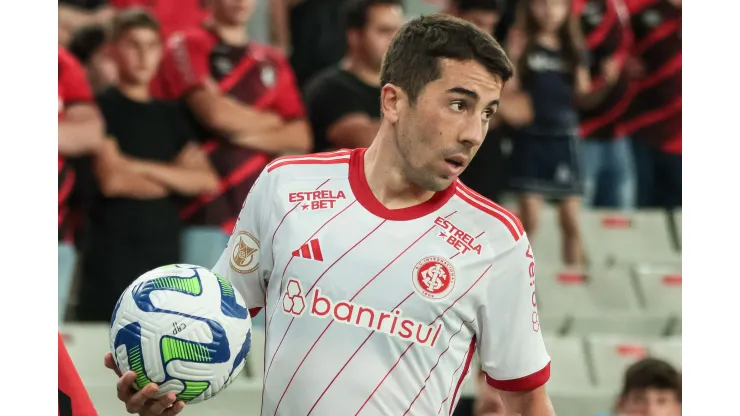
{"left": 451, "top": 180, "right": 526, "bottom": 249}
{"left": 262, "top": 149, "right": 354, "bottom": 186}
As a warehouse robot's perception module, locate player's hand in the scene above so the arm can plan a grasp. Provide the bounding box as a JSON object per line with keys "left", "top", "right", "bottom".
{"left": 601, "top": 56, "right": 621, "bottom": 85}
{"left": 104, "top": 352, "right": 186, "bottom": 415}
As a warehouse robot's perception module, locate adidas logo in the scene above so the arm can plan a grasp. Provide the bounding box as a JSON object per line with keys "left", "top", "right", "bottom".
{"left": 292, "top": 239, "right": 324, "bottom": 261}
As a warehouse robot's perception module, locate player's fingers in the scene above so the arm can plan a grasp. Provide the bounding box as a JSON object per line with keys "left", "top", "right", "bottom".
{"left": 145, "top": 392, "right": 177, "bottom": 415}
{"left": 104, "top": 353, "right": 123, "bottom": 377}
{"left": 116, "top": 371, "right": 137, "bottom": 402}
{"left": 161, "top": 401, "right": 186, "bottom": 416}
{"left": 125, "top": 382, "right": 159, "bottom": 413}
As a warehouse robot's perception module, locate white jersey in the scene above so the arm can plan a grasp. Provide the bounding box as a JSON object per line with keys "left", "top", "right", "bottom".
{"left": 213, "top": 148, "right": 551, "bottom": 416}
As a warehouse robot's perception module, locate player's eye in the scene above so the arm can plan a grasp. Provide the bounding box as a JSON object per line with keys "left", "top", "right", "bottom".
{"left": 450, "top": 101, "right": 465, "bottom": 112}
{"left": 482, "top": 109, "right": 494, "bottom": 121}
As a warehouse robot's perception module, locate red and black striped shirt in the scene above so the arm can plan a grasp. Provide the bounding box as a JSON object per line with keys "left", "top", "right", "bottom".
{"left": 577, "top": 0, "right": 635, "bottom": 139}
{"left": 621, "top": 0, "right": 681, "bottom": 154}
{"left": 58, "top": 46, "right": 94, "bottom": 242}
{"left": 155, "top": 26, "right": 306, "bottom": 233}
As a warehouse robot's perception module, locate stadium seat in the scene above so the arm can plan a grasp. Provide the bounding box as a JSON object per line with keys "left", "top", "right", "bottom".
{"left": 542, "top": 335, "right": 592, "bottom": 390}
{"left": 547, "top": 387, "right": 615, "bottom": 416}
{"left": 648, "top": 336, "right": 682, "bottom": 369}
{"left": 586, "top": 335, "right": 649, "bottom": 388}
{"left": 581, "top": 210, "right": 680, "bottom": 266}
{"left": 535, "top": 264, "right": 641, "bottom": 319}
{"left": 567, "top": 311, "right": 671, "bottom": 337}
{"left": 631, "top": 265, "right": 682, "bottom": 315}
{"left": 60, "top": 324, "right": 112, "bottom": 381}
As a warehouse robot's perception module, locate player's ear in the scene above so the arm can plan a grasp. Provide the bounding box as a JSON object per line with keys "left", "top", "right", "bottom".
{"left": 380, "top": 83, "right": 403, "bottom": 124}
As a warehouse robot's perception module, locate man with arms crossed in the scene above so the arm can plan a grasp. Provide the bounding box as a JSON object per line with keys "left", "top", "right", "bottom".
{"left": 106, "top": 14, "right": 554, "bottom": 416}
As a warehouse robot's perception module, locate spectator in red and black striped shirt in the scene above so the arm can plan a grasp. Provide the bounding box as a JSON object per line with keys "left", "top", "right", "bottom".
{"left": 622, "top": 0, "right": 681, "bottom": 208}
{"left": 58, "top": 46, "right": 104, "bottom": 323}
{"left": 155, "top": 0, "right": 312, "bottom": 270}
{"left": 576, "top": 0, "right": 637, "bottom": 210}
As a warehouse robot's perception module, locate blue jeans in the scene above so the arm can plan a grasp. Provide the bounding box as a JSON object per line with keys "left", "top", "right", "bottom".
{"left": 180, "top": 226, "right": 265, "bottom": 328}
{"left": 580, "top": 138, "right": 636, "bottom": 210}
{"left": 59, "top": 243, "right": 77, "bottom": 324}
{"left": 631, "top": 140, "right": 682, "bottom": 209}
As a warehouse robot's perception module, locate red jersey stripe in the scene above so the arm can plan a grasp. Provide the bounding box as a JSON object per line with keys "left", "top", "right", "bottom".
{"left": 449, "top": 338, "right": 476, "bottom": 415}
{"left": 438, "top": 342, "right": 474, "bottom": 415}
{"left": 485, "top": 361, "right": 551, "bottom": 391}
{"left": 633, "top": 18, "right": 681, "bottom": 57}
{"left": 455, "top": 190, "right": 520, "bottom": 241}
{"left": 456, "top": 183, "right": 524, "bottom": 235}
{"left": 266, "top": 149, "right": 352, "bottom": 171}
{"left": 267, "top": 156, "right": 351, "bottom": 173}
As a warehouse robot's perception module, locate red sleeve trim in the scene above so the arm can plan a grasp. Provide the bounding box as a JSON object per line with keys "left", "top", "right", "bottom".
{"left": 484, "top": 361, "right": 551, "bottom": 392}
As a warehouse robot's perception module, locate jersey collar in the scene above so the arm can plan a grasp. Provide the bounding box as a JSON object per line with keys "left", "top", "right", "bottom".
{"left": 348, "top": 148, "right": 457, "bottom": 221}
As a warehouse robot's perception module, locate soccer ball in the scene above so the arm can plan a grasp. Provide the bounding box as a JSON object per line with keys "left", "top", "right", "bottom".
{"left": 109, "top": 264, "right": 252, "bottom": 404}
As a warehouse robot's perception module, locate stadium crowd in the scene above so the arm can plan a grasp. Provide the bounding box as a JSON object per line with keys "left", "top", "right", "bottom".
{"left": 58, "top": 0, "right": 681, "bottom": 415}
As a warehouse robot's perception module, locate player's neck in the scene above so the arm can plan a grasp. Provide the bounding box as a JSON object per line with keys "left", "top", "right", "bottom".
{"left": 363, "top": 130, "right": 438, "bottom": 209}
{"left": 341, "top": 56, "right": 381, "bottom": 87}
{"left": 535, "top": 32, "right": 560, "bottom": 49}
{"left": 212, "top": 21, "right": 249, "bottom": 46}
{"left": 117, "top": 82, "right": 150, "bottom": 103}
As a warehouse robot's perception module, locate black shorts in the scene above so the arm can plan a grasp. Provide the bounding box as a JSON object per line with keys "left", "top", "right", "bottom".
{"left": 508, "top": 132, "right": 583, "bottom": 198}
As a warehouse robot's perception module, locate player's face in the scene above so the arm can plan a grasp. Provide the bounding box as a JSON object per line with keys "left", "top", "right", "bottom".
{"left": 530, "top": 0, "right": 570, "bottom": 33}
{"left": 391, "top": 59, "right": 502, "bottom": 191}
{"left": 618, "top": 388, "right": 681, "bottom": 416}
{"left": 112, "top": 28, "right": 162, "bottom": 86}
{"left": 359, "top": 4, "right": 404, "bottom": 70}
{"left": 458, "top": 10, "right": 501, "bottom": 35}
{"left": 211, "top": 0, "right": 255, "bottom": 26}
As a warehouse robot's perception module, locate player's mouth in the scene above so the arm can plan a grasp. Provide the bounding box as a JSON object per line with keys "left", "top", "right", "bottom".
{"left": 442, "top": 155, "right": 467, "bottom": 176}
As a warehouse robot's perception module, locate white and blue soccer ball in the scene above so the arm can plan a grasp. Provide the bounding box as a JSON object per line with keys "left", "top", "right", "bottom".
{"left": 109, "top": 264, "right": 252, "bottom": 404}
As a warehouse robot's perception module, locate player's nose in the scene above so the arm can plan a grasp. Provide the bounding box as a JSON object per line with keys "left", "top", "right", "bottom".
{"left": 458, "top": 119, "right": 486, "bottom": 148}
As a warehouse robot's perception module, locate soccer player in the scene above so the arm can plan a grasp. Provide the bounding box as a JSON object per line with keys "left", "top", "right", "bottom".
{"left": 154, "top": 0, "right": 311, "bottom": 268}
{"left": 106, "top": 14, "right": 554, "bottom": 415}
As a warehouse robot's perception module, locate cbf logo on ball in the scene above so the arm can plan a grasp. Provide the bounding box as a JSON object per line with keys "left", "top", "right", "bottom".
{"left": 412, "top": 256, "right": 456, "bottom": 301}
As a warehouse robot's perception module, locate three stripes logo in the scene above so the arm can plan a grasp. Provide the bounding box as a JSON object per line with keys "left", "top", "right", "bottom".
{"left": 292, "top": 239, "right": 323, "bottom": 261}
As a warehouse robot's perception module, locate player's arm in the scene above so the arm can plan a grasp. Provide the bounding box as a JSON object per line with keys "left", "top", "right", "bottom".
{"left": 231, "top": 119, "right": 312, "bottom": 154}
{"left": 212, "top": 168, "right": 276, "bottom": 317}
{"left": 58, "top": 48, "right": 105, "bottom": 156}
{"left": 230, "top": 55, "right": 312, "bottom": 154}
{"left": 499, "top": 30, "right": 534, "bottom": 127}
{"left": 575, "top": 59, "right": 620, "bottom": 109}
{"left": 326, "top": 114, "right": 381, "bottom": 149}
{"left": 94, "top": 138, "right": 169, "bottom": 199}
{"left": 59, "top": 104, "right": 106, "bottom": 156}
{"left": 58, "top": 2, "right": 115, "bottom": 46}
{"left": 126, "top": 142, "right": 220, "bottom": 196}
{"left": 475, "top": 234, "right": 553, "bottom": 416}
{"left": 186, "top": 79, "right": 286, "bottom": 137}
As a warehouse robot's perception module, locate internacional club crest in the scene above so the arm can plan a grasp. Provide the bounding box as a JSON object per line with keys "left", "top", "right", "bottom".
{"left": 229, "top": 231, "right": 260, "bottom": 274}
{"left": 412, "top": 256, "right": 456, "bottom": 301}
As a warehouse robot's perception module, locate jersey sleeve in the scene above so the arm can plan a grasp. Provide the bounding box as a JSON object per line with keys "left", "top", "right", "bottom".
{"left": 58, "top": 47, "right": 94, "bottom": 104}
{"left": 158, "top": 32, "right": 211, "bottom": 99}
{"left": 270, "top": 54, "right": 306, "bottom": 120}
{"left": 212, "top": 168, "right": 274, "bottom": 317}
{"left": 475, "top": 234, "right": 551, "bottom": 391}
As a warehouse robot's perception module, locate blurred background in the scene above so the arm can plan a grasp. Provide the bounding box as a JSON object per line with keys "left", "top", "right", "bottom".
{"left": 58, "top": 0, "right": 681, "bottom": 414}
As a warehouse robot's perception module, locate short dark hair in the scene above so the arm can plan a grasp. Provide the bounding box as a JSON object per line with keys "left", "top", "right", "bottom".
{"left": 342, "top": 0, "right": 404, "bottom": 31}
{"left": 381, "top": 14, "right": 513, "bottom": 104}
{"left": 68, "top": 24, "right": 108, "bottom": 64}
{"left": 453, "top": 0, "right": 506, "bottom": 13}
{"left": 110, "top": 8, "right": 160, "bottom": 41}
{"left": 621, "top": 358, "right": 682, "bottom": 402}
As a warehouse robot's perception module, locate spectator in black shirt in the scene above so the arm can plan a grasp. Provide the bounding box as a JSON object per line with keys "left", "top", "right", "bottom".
{"left": 77, "top": 9, "right": 219, "bottom": 322}
{"left": 303, "top": 0, "right": 403, "bottom": 152}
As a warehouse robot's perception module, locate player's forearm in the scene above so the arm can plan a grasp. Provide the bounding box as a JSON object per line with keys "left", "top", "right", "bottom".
{"left": 202, "top": 96, "right": 284, "bottom": 137}
{"left": 499, "top": 92, "right": 534, "bottom": 127}
{"left": 58, "top": 118, "right": 105, "bottom": 157}
{"left": 231, "top": 120, "right": 313, "bottom": 154}
{"left": 129, "top": 159, "right": 220, "bottom": 196}
{"left": 99, "top": 171, "right": 169, "bottom": 199}
{"left": 500, "top": 388, "right": 556, "bottom": 416}
{"left": 58, "top": 5, "right": 113, "bottom": 32}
